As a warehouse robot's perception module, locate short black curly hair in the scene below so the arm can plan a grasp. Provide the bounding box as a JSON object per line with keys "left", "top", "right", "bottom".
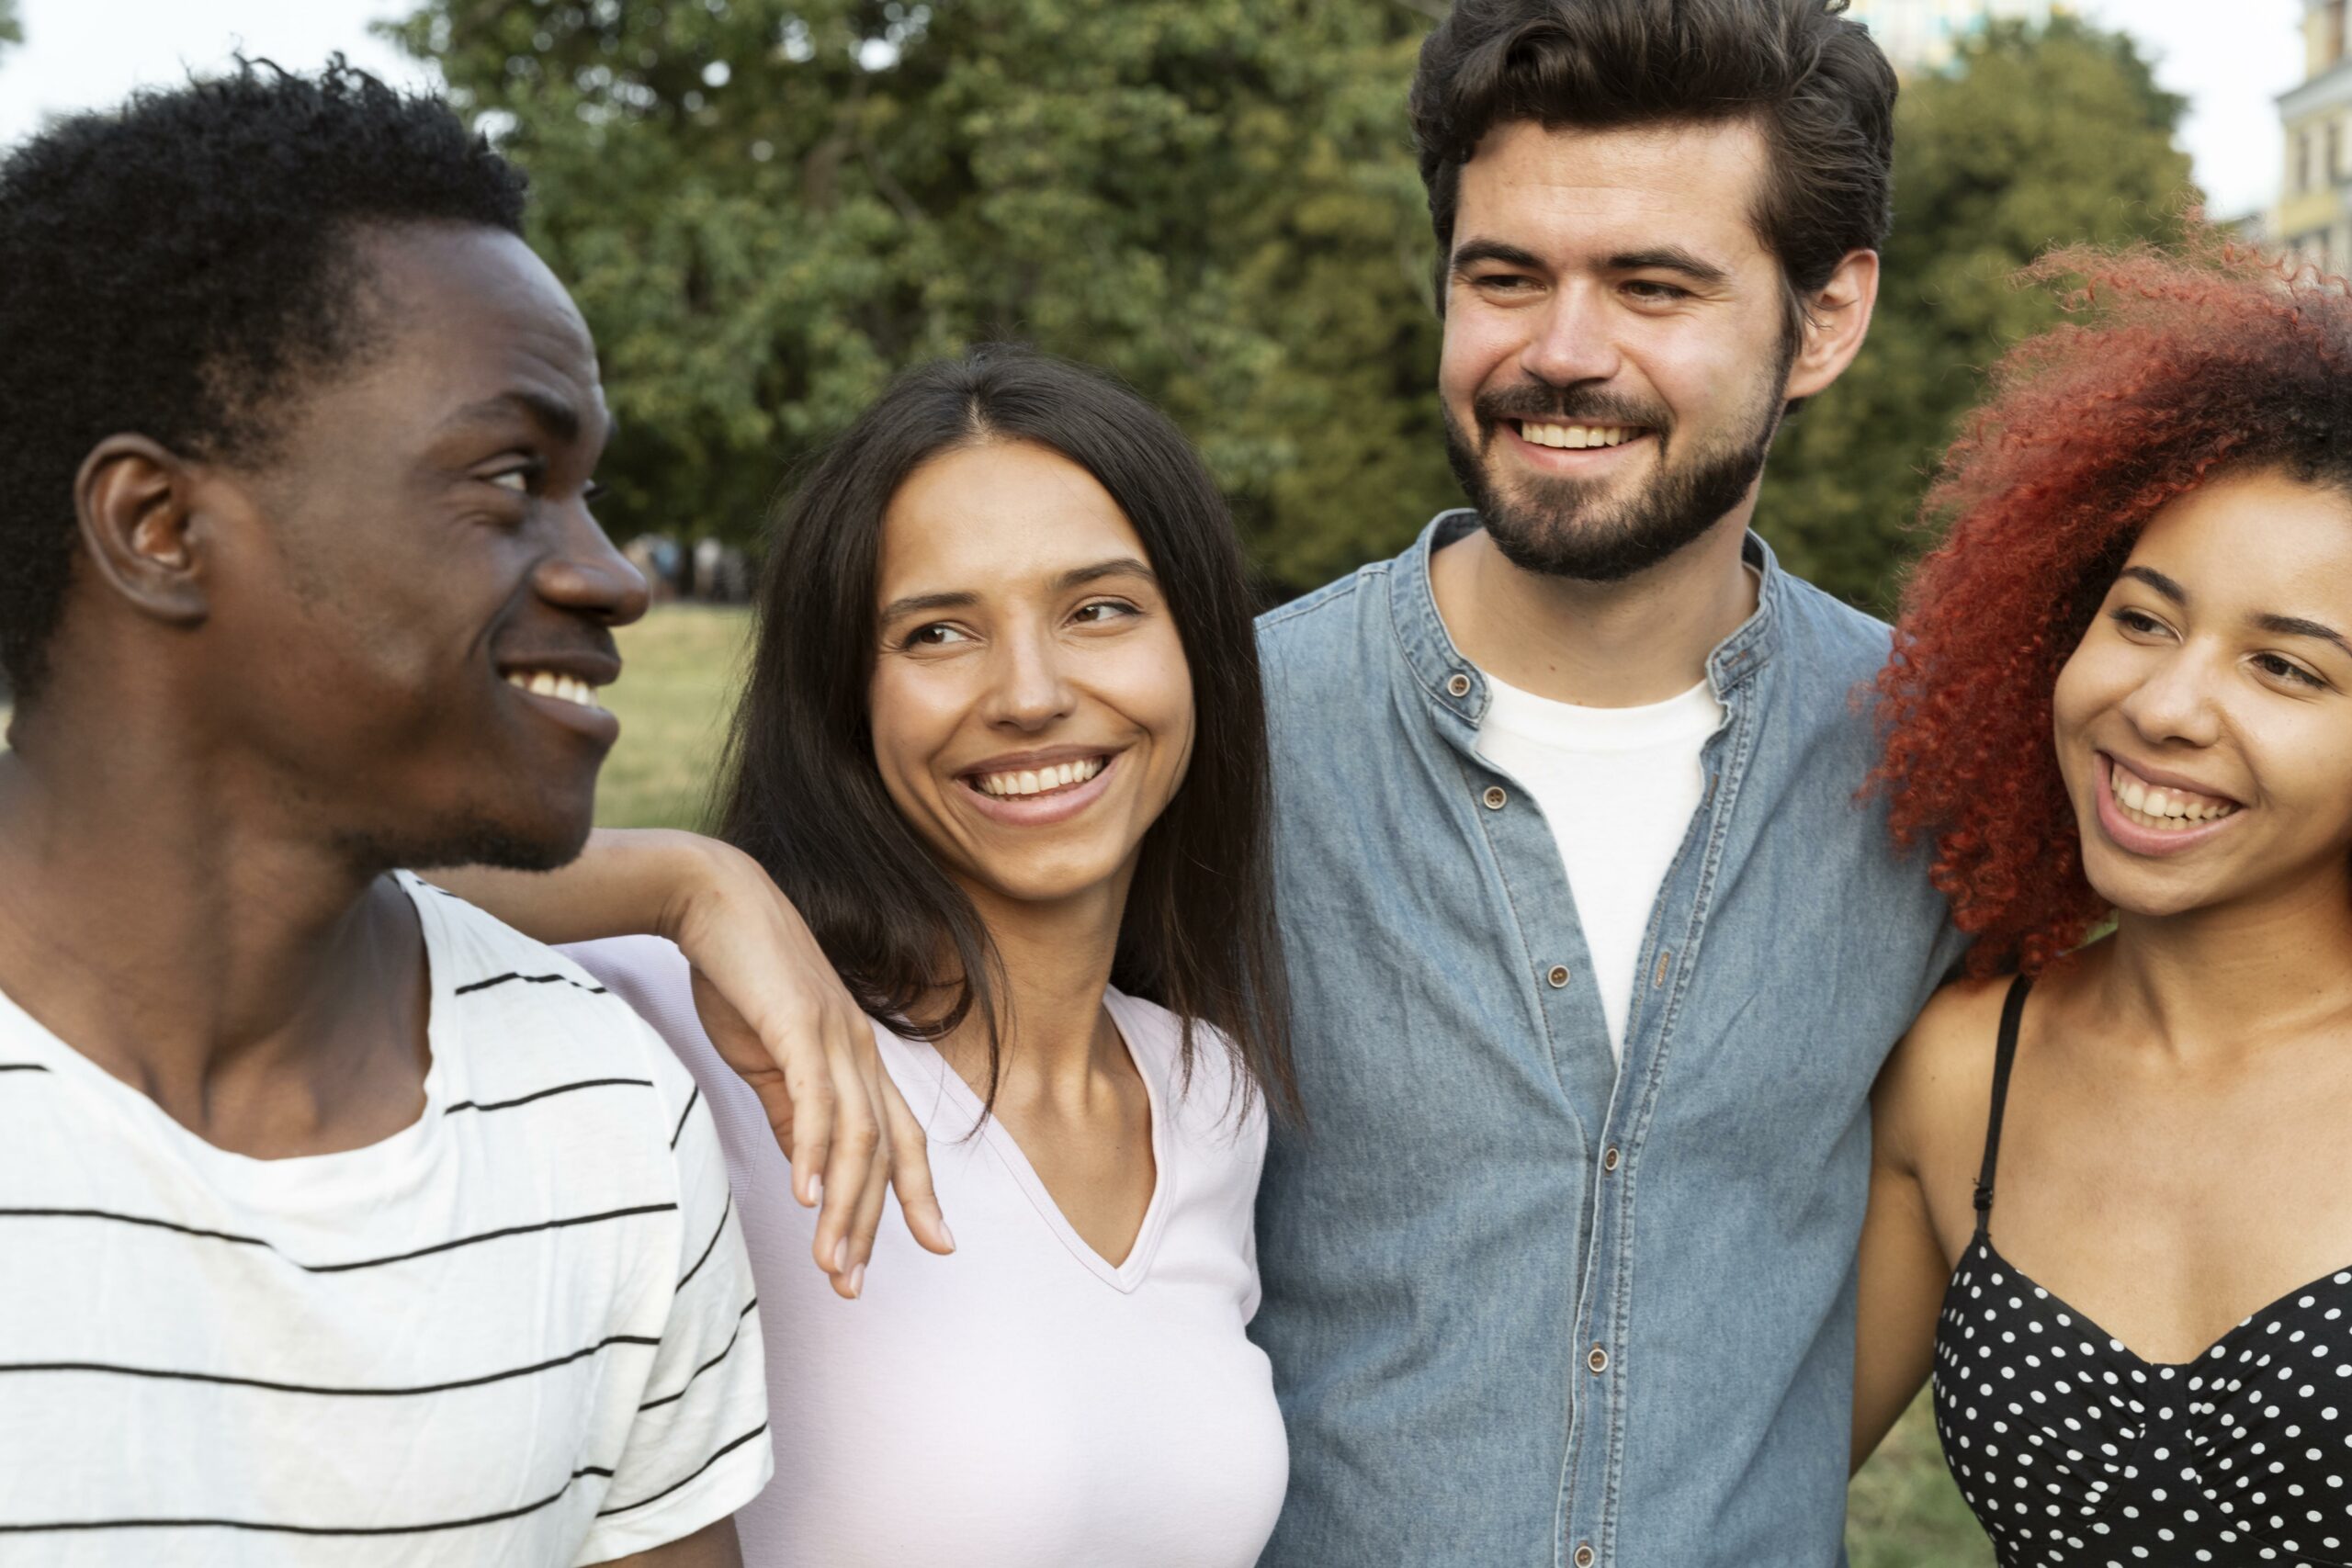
{"left": 0, "top": 58, "right": 529, "bottom": 701}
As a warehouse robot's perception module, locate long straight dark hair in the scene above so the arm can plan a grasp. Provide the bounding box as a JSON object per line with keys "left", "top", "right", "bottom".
{"left": 716, "top": 345, "right": 1297, "bottom": 1122}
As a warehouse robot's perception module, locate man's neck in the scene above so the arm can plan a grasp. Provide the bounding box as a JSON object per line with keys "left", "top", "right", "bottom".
{"left": 0, "top": 722, "right": 428, "bottom": 1157}
{"left": 1430, "top": 511, "right": 1760, "bottom": 708}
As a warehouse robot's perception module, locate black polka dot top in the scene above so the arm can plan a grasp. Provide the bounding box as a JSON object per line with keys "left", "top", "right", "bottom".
{"left": 1933, "top": 976, "right": 2352, "bottom": 1566}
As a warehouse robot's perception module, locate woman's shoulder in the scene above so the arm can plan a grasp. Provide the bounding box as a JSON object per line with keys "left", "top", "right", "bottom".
{"left": 1873, "top": 973, "right": 2020, "bottom": 1172}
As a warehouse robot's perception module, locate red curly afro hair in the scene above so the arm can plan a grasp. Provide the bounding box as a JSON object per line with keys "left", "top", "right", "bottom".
{"left": 1871, "top": 231, "right": 2352, "bottom": 977}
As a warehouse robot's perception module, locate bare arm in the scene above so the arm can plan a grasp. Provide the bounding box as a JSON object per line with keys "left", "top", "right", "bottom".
{"left": 435, "top": 829, "right": 953, "bottom": 1297}
{"left": 601, "top": 1517, "right": 741, "bottom": 1568}
{"left": 1851, "top": 1022, "right": 1959, "bottom": 1472}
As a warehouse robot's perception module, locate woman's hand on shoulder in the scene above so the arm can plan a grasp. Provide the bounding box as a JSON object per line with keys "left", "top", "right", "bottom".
{"left": 661, "top": 835, "right": 957, "bottom": 1298}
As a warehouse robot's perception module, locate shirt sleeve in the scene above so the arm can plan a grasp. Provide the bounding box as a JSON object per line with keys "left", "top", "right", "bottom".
{"left": 572, "top": 1004, "right": 774, "bottom": 1564}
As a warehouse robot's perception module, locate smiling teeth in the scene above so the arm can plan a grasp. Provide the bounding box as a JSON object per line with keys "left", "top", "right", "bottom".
{"left": 1521, "top": 423, "right": 1638, "bottom": 449}
{"left": 504, "top": 671, "right": 603, "bottom": 710}
{"left": 975, "top": 757, "right": 1105, "bottom": 798}
{"left": 2109, "top": 761, "right": 2235, "bottom": 829}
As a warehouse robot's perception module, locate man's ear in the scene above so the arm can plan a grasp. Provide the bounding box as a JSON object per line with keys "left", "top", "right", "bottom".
{"left": 73, "top": 435, "right": 213, "bottom": 627}
{"left": 1783, "top": 248, "right": 1882, "bottom": 404}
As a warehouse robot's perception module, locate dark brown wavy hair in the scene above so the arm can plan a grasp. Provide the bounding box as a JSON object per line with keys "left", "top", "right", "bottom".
{"left": 717, "top": 346, "right": 1297, "bottom": 1122}
{"left": 1408, "top": 0, "right": 1897, "bottom": 337}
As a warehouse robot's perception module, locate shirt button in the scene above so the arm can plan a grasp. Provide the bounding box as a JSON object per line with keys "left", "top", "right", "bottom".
{"left": 1603, "top": 1145, "right": 1621, "bottom": 1173}
{"left": 1574, "top": 1546, "right": 1596, "bottom": 1568}
{"left": 1588, "top": 1344, "right": 1610, "bottom": 1374}
{"left": 1482, "top": 785, "right": 1507, "bottom": 810}
{"left": 1446, "top": 672, "right": 1472, "bottom": 698}
{"left": 1546, "top": 964, "right": 1571, "bottom": 988}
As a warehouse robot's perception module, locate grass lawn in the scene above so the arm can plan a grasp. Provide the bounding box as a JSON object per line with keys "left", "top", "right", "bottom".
{"left": 602, "top": 605, "right": 1992, "bottom": 1562}
{"left": 597, "top": 604, "right": 756, "bottom": 830}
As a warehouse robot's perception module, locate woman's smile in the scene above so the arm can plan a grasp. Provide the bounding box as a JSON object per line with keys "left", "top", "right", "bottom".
{"left": 2088, "top": 751, "right": 2244, "bottom": 859}
{"left": 955, "top": 749, "right": 1124, "bottom": 828}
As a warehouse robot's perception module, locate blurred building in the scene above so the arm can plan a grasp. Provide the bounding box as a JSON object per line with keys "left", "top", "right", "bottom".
{"left": 2277, "top": 0, "right": 2352, "bottom": 269}
{"left": 1844, "top": 0, "right": 2065, "bottom": 73}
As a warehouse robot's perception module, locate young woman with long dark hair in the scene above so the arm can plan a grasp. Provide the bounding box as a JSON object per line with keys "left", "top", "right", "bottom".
{"left": 448, "top": 346, "right": 1295, "bottom": 1565}
{"left": 1850, "top": 239, "right": 2352, "bottom": 1567}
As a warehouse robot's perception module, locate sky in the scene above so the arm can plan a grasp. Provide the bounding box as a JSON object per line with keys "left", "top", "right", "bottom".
{"left": 0, "top": 0, "right": 2312, "bottom": 219}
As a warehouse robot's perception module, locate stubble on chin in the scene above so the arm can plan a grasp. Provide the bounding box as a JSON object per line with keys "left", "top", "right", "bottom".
{"left": 1440, "top": 388, "right": 1782, "bottom": 585}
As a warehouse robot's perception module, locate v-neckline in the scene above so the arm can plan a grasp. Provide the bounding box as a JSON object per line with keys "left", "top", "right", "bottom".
{"left": 905, "top": 989, "right": 1174, "bottom": 1293}
{"left": 1972, "top": 1234, "right": 2352, "bottom": 1372}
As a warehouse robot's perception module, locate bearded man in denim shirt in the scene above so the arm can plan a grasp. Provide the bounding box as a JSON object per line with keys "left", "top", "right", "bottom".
{"left": 462, "top": 0, "right": 1965, "bottom": 1561}
{"left": 1245, "top": 3, "right": 1962, "bottom": 1562}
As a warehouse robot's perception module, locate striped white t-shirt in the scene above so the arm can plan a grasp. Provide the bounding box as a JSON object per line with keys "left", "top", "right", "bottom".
{"left": 0, "top": 874, "right": 772, "bottom": 1566}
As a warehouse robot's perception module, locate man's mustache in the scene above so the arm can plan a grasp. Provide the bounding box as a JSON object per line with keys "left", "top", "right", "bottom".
{"left": 1472, "top": 384, "right": 1670, "bottom": 437}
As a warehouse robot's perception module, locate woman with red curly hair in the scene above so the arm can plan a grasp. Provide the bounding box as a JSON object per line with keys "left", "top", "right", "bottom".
{"left": 1850, "top": 235, "right": 2352, "bottom": 1565}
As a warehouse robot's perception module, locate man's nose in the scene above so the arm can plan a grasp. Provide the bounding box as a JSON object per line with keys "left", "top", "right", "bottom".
{"left": 533, "top": 502, "right": 650, "bottom": 628}
{"left": 1520, "top": 285, "right": 1623, "bottom": 389}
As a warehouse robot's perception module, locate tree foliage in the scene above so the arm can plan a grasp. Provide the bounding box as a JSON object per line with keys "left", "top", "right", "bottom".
{"left": 1760, "top": 17, "right": 2195, "bottom": 608}
{"left": 389, "top": 0, "right": 1451, "bottom": 591}
{"left": 390, "top": 4, "right": 2195, "bottom": 606}
{"left": 1, "top": 1, "right": 22, "bottom": 51}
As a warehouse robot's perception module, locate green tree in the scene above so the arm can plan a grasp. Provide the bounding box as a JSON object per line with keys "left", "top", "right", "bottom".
{"left": 387, "top": 0, "right": 1453, "bottom": 591}
{"left": 391, "top": 6, "right": 2196, "bottom": 607}
{"left": 1, "top": 0, "right": 22, "bottom": 52}
{"left": 1758, "top": 18, "right": 2196, "bottom": 609}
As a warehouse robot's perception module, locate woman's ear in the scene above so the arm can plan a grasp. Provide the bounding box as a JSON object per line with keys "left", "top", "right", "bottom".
{"left": 73, "top": 434, "right": 213, "bottom": 627}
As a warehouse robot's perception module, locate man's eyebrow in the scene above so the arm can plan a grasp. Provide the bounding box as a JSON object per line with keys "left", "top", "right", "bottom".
{"left": 441, "top": 389, "right": 584, "bottom": 445}
{"left": 1450, "top": 238, "right": 1548, "bottom": 276}
{"left": 2119, "top": 565, "right": 2188, "bottom": 604}
{"left": 2255, "top": 611, "right": 2352, "bottom": 660}
{"left": 1606, "top": 247, "right": 1731, "bottom": 288}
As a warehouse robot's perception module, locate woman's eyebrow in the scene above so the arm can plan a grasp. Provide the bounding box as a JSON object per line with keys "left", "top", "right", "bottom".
{"left": 2254, "top": 611, "right": 2352, "bottom": 659}
{"left": 1052, "top": 557, "right": 1157, "bottom": 592}
{"left": 877, "top": 589, "right": 977, "bottom": 623}
{"left": 2120, "top": 565, "right": 2188, "bottom": 604}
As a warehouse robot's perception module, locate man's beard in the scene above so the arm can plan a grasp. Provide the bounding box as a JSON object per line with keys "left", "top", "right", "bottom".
{"left": 1442, "top": 360, "right": 1788, "bottom": 583}
{"left": 334, "top": 801, "right": 593, "bottom": 877}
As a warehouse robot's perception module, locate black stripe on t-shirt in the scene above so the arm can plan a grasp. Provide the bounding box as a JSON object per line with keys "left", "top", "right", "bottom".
{"left": 636, "top": 1298, "right": 759, "bottom": 1413}
{"left": 594, "top": 1422, "right": 770, "bottom": 1518}
{"left": 0, "top": 1330, "right": 662, "bottom": 1398}
{"left": 0, "top": 1063, "right": 49, "bottom": 1074}
{"left": 674, "top": 1192, "right": 734, "bottom": 1292}
{"left": 0, "top": 1461, "right": 618, "bottom": 1538}
{"left": 452, "top": 971, "right": 609, "bottom": 998}
{"left": 0, "top": 1201, "right": 676, "bottom": 1273}
{"left": 669, "top": 1085, "right": 699, "bottom": 1150}
{"left": 443, "top": 1077, "right": 653, "bottom": 1116}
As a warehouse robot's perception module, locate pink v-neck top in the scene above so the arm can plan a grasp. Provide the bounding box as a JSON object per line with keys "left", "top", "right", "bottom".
{"left": 565, "top": 936, "right": 1287, "bottom": 1567}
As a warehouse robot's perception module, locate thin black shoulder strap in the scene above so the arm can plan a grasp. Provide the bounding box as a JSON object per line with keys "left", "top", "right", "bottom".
{"left": 1972, "top": 975, "right": 2034, "bottom": 1238}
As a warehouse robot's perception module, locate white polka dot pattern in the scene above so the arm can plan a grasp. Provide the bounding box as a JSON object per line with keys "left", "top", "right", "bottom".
{"left": 1933, "top": 1242, "right": 2352, "bottom": 1566}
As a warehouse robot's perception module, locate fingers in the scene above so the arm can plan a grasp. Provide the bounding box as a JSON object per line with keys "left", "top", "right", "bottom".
{"left": 841, "top": 1137, "right": 891, "bottom": 1300}
{"left": 777, "top": 1008, "right": 835, "bottom": 1211}
{"left": 879, "top": 1076, "right": 955, "bottom": 1257}
{"left": 809, "top": 1017, "right": 881, "bottom": 1294}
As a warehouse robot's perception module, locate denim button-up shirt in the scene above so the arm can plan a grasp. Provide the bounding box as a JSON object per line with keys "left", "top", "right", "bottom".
{"left": 1250, "top": 512, "right": 1966, "bottom": 1567}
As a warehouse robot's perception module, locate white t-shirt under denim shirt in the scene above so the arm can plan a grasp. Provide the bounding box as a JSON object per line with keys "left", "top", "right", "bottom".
{"left": 1474, "top": 673, "right": 1724, "bottom": 1060}
{"left": 0, "top": 875, "right": 771, "bottom": 1566}
{"left": 568, "top": 934, "right": 1289, "bottom": 1568}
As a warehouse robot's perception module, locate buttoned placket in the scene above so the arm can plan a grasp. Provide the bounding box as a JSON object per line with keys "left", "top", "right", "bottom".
{"left": 1551, "top": 589, "right": 1774, "bottom": 1568}
{"left": 1384, "top": 513, "right": 1784, "bottom": 1566}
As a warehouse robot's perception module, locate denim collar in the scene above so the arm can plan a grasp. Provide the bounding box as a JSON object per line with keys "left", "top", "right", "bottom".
{"left": 1391, "top": 508, "right": 1787, "bottom": 727}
